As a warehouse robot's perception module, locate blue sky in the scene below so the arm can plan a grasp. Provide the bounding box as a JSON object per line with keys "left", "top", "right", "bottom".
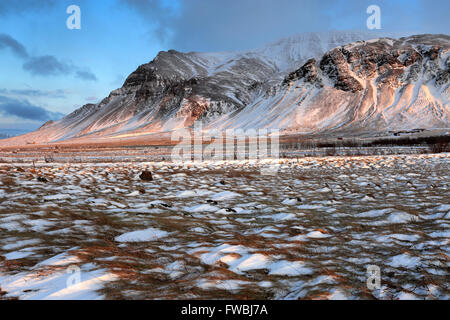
{"left": 0, "top": 0, "right": 448, "bottom": 131}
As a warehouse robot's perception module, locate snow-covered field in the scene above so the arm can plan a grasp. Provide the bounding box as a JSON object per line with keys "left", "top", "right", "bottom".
{"left": 0, "top": 153, "right": 448, "bottom": 299}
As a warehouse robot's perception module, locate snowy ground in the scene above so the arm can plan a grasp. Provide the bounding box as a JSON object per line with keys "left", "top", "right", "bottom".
{"left": 0, "top": 153, "right": 448, "bottom": 299}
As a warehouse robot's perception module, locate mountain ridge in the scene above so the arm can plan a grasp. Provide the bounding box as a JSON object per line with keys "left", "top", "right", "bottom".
{"left": 1, "top": 31, "right": 448, "bottom": 147}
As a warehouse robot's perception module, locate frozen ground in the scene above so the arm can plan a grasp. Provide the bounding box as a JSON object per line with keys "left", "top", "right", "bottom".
{"left": 0, "top": 153, "right": 448, "bottom": 299}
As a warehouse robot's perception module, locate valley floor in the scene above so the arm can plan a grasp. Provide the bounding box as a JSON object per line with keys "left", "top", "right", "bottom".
{"left": 0, "top": 153, "right": 448, "bottom": 299}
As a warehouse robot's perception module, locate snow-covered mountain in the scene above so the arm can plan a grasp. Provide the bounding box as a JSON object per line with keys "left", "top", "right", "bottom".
{"left": 211, "top": 34, "right": 450, "bottom": 134}
{"left": 2, "top": 31, "right": 449, "bottom": 146}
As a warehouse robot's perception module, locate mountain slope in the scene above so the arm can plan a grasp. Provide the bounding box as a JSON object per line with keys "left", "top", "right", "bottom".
{"left": 209, "top": 34, "right": 450, "bottom": 134}
{"left": 2, "top": 32, "right": 448, "bottom": 146}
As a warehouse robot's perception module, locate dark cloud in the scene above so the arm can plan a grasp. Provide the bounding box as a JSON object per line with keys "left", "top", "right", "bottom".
{"left": 123, "top": 0, "right": 325, "bottom": 51}
{"left": 0, "top": 33, "right": 98, "bottom": 81}
{"left": 170, "top": 0, "right": 326, "bottom": 51}
{"left": 0, "top": 0, "right": 56, "bottom": 16}
{"left": 123, "top": 0, "right": 450, "bottom": 52}
{"left": 22, "top": 55, "right": 73, "bottom": 76}
{"left": 76, "top": 70, "right": 98, "bottom": 81}
{"left": 0, "top": 33, "right": 29, "bottom": 58}
{"left": 85, "top": 96, "right": 99, "bottom": 102}
{"left": 122, "top": 0, "right": 175, "bottom": 44}
{"left": 0, "top": 96, "right": 64, "bottom": 122}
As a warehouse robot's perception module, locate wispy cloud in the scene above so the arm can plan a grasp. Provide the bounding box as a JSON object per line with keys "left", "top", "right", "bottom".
{"left": 0, "top": 88, "right": 69, "bottom": 99}
{"left": 0, "top": 33, "right": 98, "bottom": 81}
{"left": 0, "top": 33, "right": 29, "bottom": 59}
{"left": 85, "top": 96, "right": 99, "bottom": 102}
{"left": 76, "top": 70, "right": 98, "bottom": 81}
{"left": 0, "top": 96, "right": 64, "bottom": 122}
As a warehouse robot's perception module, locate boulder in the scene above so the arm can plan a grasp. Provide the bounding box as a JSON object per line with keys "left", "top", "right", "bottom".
{"left": 37, "top": 176, "right": 48, "bottom": 183}
{"left": 139, "top": 171, "right": 153, "bottom": 181}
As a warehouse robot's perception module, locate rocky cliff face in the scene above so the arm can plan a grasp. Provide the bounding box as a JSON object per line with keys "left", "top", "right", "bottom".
{"left": 2, "top": 32, "right": 448, "bottom": 146}
{"left": 316, "top": 35, "right": 448, "bottom": 94}
{"left": 304, "top": 35, "right": 449, "bottom": 132}
{"left": 286, "top": 35, "right": 449, "bottom": 96}
{"left": 208, "top": 34, "right": 449, "bottom": 134}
